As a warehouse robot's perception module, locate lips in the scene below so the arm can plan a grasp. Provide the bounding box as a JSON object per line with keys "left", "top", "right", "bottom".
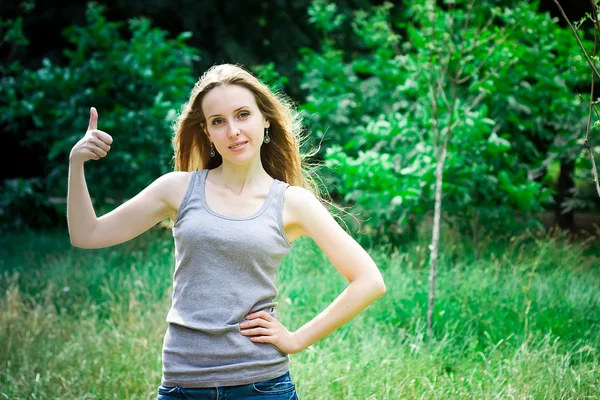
{"left": 229, "top": 141, "right": 248, "bottom": 149}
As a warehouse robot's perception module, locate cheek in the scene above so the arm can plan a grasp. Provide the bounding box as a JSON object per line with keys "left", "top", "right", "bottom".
{"left": 208, "top": 125, "right": 225, "bottom": 136}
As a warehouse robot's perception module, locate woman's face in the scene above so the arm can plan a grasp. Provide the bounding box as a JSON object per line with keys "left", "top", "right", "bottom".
{"left": 201, "top": 84, "right": 270, "bottom": 164}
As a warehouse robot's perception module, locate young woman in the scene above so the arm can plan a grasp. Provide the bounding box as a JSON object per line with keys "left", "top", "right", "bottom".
{"left": 67, "top": 63, "right": 386, "bottom": 400}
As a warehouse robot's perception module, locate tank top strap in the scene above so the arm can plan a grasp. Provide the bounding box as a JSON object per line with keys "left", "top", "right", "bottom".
{"left": 266, "top": 179, "right": 290, "bottom": 246}
{"left": 272, "top": 179, "right": 290, "bottom": 215}
{"left": 187, "top": 169, "right": 204, "bottom": 207}
{"left": 196, "top": 169, "right": 208, "bottom": 209}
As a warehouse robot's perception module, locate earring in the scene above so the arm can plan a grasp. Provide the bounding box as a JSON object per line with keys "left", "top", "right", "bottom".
{"left": 264, "top": 127, "right": 271, "bottom": 144}
{"left": 210, "top": 142, "right": 215, "bottom": 157}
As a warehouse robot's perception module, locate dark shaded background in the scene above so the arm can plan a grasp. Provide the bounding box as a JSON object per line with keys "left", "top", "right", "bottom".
{"left": 1, "top": 0, "right": 589, "bottom": 179}
{"left": 1, "top": 0, "right": 383, "bottom": 182}
{"left": 0, "top": 0, "right": 592, "bottom": 199}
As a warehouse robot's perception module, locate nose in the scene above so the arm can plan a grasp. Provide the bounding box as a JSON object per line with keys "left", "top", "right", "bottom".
{"left": 227, "top": 120, "right": 241, "bottom": 138}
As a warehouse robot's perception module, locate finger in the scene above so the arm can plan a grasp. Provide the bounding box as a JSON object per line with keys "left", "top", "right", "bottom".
{"left": 91, "top": 129, "right": 113, "bottom": 146}
{"left": 242, "top": 319, "right": 268, "bottom": 328}
{"left": 87, "top": 145, "right": 107, "bottom": 159}
{"left": 249, "top": 336, "right": 272, "bottom": 343}
{"left": 241, "top": 327, "right": 271, "bottom": 336}
{"left": 247, "top": 311, "right": 274, "bottom": 322}
{"left": 84, "top": 149, "right": 101, "bottom": 160}
{"left": 88, "top": 107, "right": 98, "bottom": 131}
{"left": 90, "top": 136, "right": 111, "bottom": 152}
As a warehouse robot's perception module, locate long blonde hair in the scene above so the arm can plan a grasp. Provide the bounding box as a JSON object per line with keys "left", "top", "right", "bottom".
{"left": 171, "top": 63, "right": 352, "bottom": 228}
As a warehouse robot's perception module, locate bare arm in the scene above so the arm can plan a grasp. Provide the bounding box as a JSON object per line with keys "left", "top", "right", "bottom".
{"left": 67, "top": 107, "right": 174, "bottom": 249}
{"left": 286, "top": 186, "right": 386, "bottom": 352}
{"left": 67, "top": 159, "right": 99, "bottom": 247}
{"left": 67, "top": 163, "right": 174, "bottom": 249}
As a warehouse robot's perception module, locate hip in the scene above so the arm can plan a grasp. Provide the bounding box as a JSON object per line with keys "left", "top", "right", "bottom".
{"left": 156, "top": 371, "right": 299, "bottom": 400}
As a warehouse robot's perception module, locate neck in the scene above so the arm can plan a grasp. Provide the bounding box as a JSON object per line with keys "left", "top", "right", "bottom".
{"left": 211, "top": 158, "right": 272, "bottom": 195}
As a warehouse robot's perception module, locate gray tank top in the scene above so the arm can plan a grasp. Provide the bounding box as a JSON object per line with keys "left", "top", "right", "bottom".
{"left": 161, "top": 169, "right": 292, "bottom": 388}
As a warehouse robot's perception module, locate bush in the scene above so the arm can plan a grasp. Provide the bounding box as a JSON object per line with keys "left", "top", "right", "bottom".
{"left": 0, "top": 2, "right": 200, "bottom": 228}
{"left": 296, "top": 0, "right": 590, "bottom": 246}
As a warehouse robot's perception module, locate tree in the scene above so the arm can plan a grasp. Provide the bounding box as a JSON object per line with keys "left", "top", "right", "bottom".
{"left": 552, "top": 0, "right": 600, "bottom": 201}
{"left": 410, "top": 0, "right": 520, "bottom": 335}
{"left": 297, "top": 0, "right": 592, "bottom": 334}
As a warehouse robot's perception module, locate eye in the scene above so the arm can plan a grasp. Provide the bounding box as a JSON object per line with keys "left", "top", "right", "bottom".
{"left": 212, "top": 118, "right": 224, "bottom": 126}
{"left": 239, "top": 111, "right": 250, "bottom": 118}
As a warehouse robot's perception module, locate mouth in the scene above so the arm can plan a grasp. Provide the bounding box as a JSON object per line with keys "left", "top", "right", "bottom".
{"left": 229, "top": 141, "right": 248, "bottom": 150}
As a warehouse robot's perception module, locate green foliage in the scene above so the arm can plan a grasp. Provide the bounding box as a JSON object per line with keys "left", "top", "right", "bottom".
{"left": 297, "top": 0, "right": 589, "bottom": 246}
{"left": 307, "top": 0, "right": 347, "bottom": 37}
{"left": 251, "top": 61, "right": 289, "bottom": 92}
{"left": 487, "top": 4, "right": 591, "bottom": 170}
{"left": 0, "top": 2, "right": 199, "bottom": 225}
{"left": 0, "top": 178, "right": 60, "bottom": 231}
{"left": 0, "top": 0, "right": 34, "bottom": 62}
{"left": 0, "top": 17, "right": 28, "bottom": 48}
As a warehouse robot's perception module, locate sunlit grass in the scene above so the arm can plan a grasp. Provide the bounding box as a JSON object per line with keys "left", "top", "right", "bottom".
{"left": 0, "top": 226, "right": 599, "bottom": 399}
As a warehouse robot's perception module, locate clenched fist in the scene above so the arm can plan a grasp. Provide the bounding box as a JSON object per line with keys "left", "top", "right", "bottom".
{"left": 69, "top": 107, "right": 113, "bottom": 164}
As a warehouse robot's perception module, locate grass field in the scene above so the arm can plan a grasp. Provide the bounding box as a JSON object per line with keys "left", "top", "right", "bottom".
{"left": 0, "top": 226, "right": 599, "bottom": 399}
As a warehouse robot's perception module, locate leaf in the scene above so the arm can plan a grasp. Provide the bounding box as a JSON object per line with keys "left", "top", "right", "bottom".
{"left": 400, "top": 164, "right": 418, "bottom": 175}
{"left": 487, "top": 132, "right": 512, "bottom": 156}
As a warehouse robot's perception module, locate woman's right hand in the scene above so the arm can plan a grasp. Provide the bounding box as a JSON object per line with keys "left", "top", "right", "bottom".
{"left": 69, "top": 107, "right": 113, "bottom": 163}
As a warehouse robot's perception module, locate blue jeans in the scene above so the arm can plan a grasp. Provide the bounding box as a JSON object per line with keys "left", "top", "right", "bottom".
{"left": 156, "top": 371, "right": 299, "bottom": 399}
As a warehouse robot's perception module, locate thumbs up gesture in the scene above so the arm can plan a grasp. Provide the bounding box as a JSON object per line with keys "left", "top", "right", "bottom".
{"left": 70, "top": 107, "right": 113, "bottom": 164}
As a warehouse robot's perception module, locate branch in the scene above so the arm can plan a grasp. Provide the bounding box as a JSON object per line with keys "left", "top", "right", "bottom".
{"left": 589, "top": 0, "right": 600, "bottom": 39}
{"left": 455, "top": 31, "right": 510, "bottom": 85}
{"left": 553, "top": 0, "right": 600, "bottom": 80}
{"left": 462, "top": 14, "right": 497, "bottom": 54}
{"left": 585, "top": 94, "right": 600, "bottom": 198}
{"left": 443, "top": 91, "right": 486, "bottom": 137}
{"left": 585, "top": 129, "right": 600, "bottom": 198}
{"left": 437, "top": 52, "right": 453, "bottom": 110}
{"left": 586, "top": 9, "right": 600, "bottom": 198}
{"left": 463, "top": 0, "right": 475, "bottom": 33}
{"left": 429, "top": 0, "right": 441, "bottom": 150}
{"left": 439, "top": 79, "right": 452, "bottom": 111}
{"left": 443, "top": 87, "right": 459, "bottom": 153}
{"left": 587, "top": 142, "right": 600, "bottom": 198}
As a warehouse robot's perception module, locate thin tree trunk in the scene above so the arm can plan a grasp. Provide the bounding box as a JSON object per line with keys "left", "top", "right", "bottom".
{"left": 427, "top": 144, "right": 448, "bottom": 336}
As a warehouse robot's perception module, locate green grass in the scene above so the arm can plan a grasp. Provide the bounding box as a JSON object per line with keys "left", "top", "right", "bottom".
{"left": 0, "top": 226, "right": 599, "bottom": 399}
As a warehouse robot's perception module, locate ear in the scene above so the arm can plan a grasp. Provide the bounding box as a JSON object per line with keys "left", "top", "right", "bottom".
{"left": 264, "top": 119, "right": 270, "bottom": 129}
{"left": 201, "top": 122, "right": 210, "bottom": 137}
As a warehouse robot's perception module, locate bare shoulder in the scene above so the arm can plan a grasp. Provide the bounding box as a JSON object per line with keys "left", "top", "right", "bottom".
{"left": 282, "top": 184, "right": 384, "bottom": 288}
{"left": 282, "top": 185, "right": 328, "bottom": 242}
{"left": 156, "top": 171, "right": 193, "bottom": 221}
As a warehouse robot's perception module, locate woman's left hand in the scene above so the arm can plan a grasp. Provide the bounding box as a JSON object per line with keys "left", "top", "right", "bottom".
{"left": 239, "top": 310, "right": 302, "bottom": 354}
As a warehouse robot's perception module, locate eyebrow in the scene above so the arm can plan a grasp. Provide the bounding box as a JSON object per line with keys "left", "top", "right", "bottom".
{"left": 208, "top": 106, "right": 250, "bottom": 119}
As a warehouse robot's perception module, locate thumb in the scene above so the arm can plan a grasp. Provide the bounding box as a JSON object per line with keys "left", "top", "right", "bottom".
{"left": 88, "top": 107, "right": 98, "bottom": 131}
